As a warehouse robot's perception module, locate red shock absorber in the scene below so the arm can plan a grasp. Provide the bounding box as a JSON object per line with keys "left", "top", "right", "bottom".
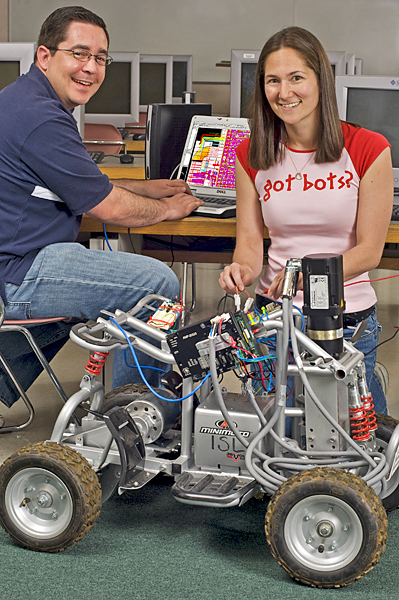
{"left": 362, "top": 394, "right": 378, "bottom": 432}
{"left": 349, "top": 406, "right": 370, "bottom": 441}
{"left": 85, "top": 351, "right": 109, "bottom": 375}
{"left": 357, "top": 373, "right": 377, "bottom": 433}
{"left": 348, "top": 382, "right": 370, "bottom": 442}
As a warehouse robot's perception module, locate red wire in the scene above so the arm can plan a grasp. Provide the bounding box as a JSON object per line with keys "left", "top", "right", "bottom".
{"left": 344, "top": 273, "right": 399, "bottom": 287}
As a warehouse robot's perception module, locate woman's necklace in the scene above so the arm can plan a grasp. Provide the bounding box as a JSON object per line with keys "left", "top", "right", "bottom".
{"left": 286, "top": 146, "right": 316, "bottom": 180}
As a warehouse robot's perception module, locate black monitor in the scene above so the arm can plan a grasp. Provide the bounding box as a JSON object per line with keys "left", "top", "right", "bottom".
{"left": 145, "top": 103, "right": 212, "bottom": 180}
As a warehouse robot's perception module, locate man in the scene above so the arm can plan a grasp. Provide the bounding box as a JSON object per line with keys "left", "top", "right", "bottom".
{"left": 0, "top": 6, "right": 202, "bottom": 407}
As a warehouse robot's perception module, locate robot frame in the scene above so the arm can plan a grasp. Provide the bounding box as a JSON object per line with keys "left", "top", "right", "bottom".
{"left": 0, "top": 254, "right": 398, "bottom": 589}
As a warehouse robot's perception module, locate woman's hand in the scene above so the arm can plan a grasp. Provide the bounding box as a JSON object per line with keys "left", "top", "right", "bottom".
{"left": 267, "top": 268, "right": 303, "bottom": 300}
{"left": 219, "top": 262, "right": 255, "bottom": 295}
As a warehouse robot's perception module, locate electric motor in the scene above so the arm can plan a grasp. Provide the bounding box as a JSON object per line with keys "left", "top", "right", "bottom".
{"left": 126, "top": 390, "right": 181, "bottom": 444}
{"left": 302, "top": 254, "right": 345, "bottom": 358}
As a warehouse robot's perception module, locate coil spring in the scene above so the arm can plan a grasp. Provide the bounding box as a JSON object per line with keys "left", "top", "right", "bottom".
{"left": 362, "top": 394, "right": 378, "bottom": 432}
{"left": 85, "top": 351, "right": 109, "bottom": 375}
{"left": 349, "top": 406, "right": 370, "bottom": 441}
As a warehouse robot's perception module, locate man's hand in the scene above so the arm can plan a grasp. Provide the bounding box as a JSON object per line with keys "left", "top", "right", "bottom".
{"left": 88, "top": 181, "right": 202, "bottom": 227}
{"left": 133, "top": 179, "right": 192, "bottom": 199}
{"left": 162, "top": 193, "right": 204, "bottom": 220}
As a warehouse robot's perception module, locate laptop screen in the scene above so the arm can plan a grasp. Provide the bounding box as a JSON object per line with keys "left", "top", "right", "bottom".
{"left": 178, "top": 116, "right": 250, "bottom": 197}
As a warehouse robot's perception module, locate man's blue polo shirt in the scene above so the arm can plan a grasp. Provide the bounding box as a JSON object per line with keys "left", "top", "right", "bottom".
{"left": 0, "top": 64, "right": 113, "bottom": 292}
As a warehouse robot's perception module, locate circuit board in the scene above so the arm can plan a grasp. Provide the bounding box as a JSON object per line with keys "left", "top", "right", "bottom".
{"left": 166, "top": 311, "right": 261, "bottom": 380}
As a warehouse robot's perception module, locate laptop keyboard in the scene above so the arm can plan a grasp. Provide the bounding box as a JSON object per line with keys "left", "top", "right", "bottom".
{"left": 198, "top": 195, "right": 235, "bottom": 206}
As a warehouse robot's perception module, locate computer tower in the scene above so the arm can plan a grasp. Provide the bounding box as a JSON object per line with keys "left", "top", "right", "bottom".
{"left": 145, "top": 103, "right": 212, "bottom": 180}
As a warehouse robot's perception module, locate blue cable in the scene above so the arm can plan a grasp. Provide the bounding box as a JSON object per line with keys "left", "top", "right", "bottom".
{"left": 103, "top": 223, "right": 113, "bottom": 251}
{"left": 109, "top": 317, "right": 210, "bottom": 402}
{"left": 123, "top": 349, "right": 167, "bottom": 373}
{"left": 235, "top": 349, "right": 276, "bottom": 363}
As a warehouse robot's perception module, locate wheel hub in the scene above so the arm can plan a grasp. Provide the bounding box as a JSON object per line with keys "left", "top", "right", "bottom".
{"left": 316, "top": 520, "right": 334, "bottom": 538}
{"left": 35, "top": 491, "right": 53, "bottom": 509}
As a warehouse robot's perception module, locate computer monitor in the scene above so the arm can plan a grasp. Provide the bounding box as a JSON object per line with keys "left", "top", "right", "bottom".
{"left": 145, "top": 102, "right": 212, "bottom": 179}
{"left": 229, "top": 50, "right": 260, "bottom": 118}
{"left": 336, "top": 75, "right": 399, "bottom": 186}
{"left": 172, "top": 55, "right": 193, "bottom": 102}
{"left": 139, "top": 55, "right": 173, "bottom": 112}
{"left": 326, "top": 51, "right": 346, "bottom": 77}
{"left": 84, "top": 52, "right": 140, "bottom": 126}
{"left": 0, "top": 43, "right": 35, "bottom": 91}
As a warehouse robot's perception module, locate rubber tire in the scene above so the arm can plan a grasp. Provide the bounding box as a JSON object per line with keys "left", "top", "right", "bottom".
{"left": 375, "top": 413, "right": 399, "bottom": 512}
{"left": 0, "top": 441, "right": 102, "bottom": 552}
{"left": 265, "top": 467, "right": 388, "bottom": 588}
{"left": 101, "top": 383, "right": 149, "bottom": 414}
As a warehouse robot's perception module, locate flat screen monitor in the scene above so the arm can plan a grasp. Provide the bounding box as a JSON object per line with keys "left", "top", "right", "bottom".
{"left": 336, "top": 75, "right": 399, "bottom": 186}
{"left": 0, "top": 43, "right": 35, "bottom": 91}
{"left": 326, "top": 51, "right": 346, "bottom": 77}
{"left": 229, "top": 49, "right": 260, "bottom": 118}
{"left": 139, "top": 55, "right": 173, "bottom": 112}
{"left": 172, "top": 55, "right": 193, "bottom": 102}
{"left": 145, "top": 102, "right": 212, "bottom": 179}
{"left": 85, "top": 52, "right": 139, "bottom": 126}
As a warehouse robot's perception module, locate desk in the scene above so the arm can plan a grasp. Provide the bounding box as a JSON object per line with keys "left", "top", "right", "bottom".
{"left": 99, "top": 156, "right": 145, "bottom": 180}
{"left": 95, "top": 162, "right": 399, "bottom": 269}
{"left": 80, "top": 215, "right": 399, "bottom": 268}
{"left": 125, "top": 140, "right": 145, "bottom": 153}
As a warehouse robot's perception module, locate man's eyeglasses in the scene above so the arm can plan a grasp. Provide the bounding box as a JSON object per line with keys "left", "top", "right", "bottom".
{"left": 50, "top": 48, "right": 113, "bottom": 66}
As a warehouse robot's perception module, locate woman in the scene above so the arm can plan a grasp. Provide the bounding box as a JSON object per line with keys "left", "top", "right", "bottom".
{"left": 219, "top": 26, "right": 393, "bottom": 413}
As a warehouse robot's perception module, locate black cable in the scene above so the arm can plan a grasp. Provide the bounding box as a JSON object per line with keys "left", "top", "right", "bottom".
{"left": 217, "top": 294, "right": 235, "bottom": 314}
{"left": 170, "top": 235, "right": 175, "bottom": 267}
{"left": 363, "top": 326, "right": 399, "bottom": 357}
{"left": 127, "top": 228, "right": 136, "bottom": 253}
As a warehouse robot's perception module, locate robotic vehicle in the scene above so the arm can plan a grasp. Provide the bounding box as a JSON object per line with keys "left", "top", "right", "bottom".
{"left": 0, "top": 254, "right": 398, "bottom": 589}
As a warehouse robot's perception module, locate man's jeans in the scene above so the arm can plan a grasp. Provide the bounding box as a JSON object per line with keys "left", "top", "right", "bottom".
{"left": 0, "top": 243, "right": 179, "bottom": 407}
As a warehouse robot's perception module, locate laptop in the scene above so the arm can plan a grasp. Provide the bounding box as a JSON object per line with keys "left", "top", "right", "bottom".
{"left": 177, "top": 115, "right": 250, "bottom": 218}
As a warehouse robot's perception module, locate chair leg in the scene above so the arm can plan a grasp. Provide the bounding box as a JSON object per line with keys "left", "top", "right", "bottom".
{"left": 0, "top": 348, "right": 35, "bottom": 433}
{"left": 0, "top": 324, "right": 79, "bottom": 433}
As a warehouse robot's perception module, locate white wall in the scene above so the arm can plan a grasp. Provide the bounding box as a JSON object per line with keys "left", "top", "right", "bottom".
{"left": 0, "top": 0, "right": 8, "bottom": 41}
{"left": 8, "top": 0, "right": 399, "bottom": 81}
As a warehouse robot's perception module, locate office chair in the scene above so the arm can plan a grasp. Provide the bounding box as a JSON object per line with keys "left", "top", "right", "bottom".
{"left": 83, "top": 123, "right": 127, "bottom": 155}
{"left": 0, "top": 297, "right": 72, "bottom": 434}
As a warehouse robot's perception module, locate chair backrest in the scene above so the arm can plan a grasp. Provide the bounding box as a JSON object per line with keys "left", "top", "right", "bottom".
{"left": 125, "top": 111, "right": 147, "bottom": 136}
{"left": 83, "top": 123, "right": 124, "bottom": 154}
